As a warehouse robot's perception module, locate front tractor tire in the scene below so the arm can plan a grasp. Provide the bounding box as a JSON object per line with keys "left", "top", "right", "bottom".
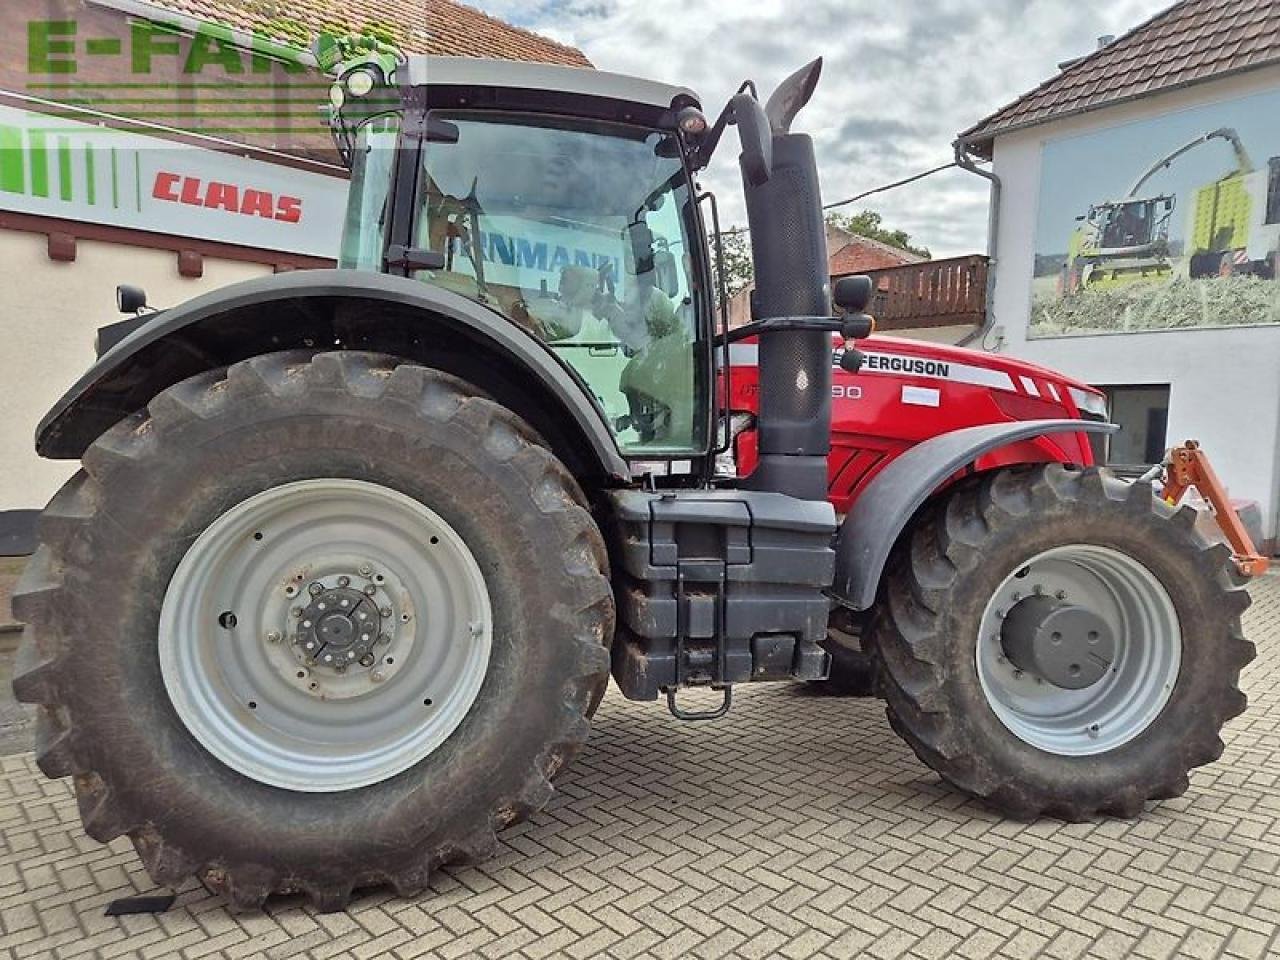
{"left": 866, "top": 464, "right": 1253, "bottom": 820}
{"left": 12, "top": 352, "right": 614, "bottom": 909}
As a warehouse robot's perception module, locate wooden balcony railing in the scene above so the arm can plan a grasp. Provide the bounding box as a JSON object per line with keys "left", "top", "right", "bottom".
{"left": 847, "top": 254, "right": 989, "bottom": 330}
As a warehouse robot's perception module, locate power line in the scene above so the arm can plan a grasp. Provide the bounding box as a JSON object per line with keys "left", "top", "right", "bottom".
{"left": 713, "top": 160, "right": 961, "bottom": 237}
{"left": 822, "top": 162, "right": 957, "bottom": 210}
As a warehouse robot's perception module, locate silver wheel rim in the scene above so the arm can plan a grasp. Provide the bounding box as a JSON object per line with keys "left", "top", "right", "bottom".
{"left": 975, "top": 545, "right": 1181, "bottom": 756}
{"left": 159, "top": 479, "right": 492, "bottom": 792}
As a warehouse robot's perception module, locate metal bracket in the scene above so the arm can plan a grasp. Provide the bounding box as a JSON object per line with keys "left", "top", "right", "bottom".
{"left": 665, "top": 684, "right": 733, "bottom": 721}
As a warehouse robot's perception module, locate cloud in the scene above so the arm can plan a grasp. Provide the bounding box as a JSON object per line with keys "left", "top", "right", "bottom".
{"left": 473, "top": 0, "right": 1172, "bottom": 257}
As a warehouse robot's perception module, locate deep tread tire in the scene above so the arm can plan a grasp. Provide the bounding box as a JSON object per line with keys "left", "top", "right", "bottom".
{"left": 864, "top": 463, "right": 1253, "bottom": 820}
{"left": 820, "top": 635, "right": 878, "bottom": 697}
{"left": 12, "top": 352, "right": 614, "bottom": 909}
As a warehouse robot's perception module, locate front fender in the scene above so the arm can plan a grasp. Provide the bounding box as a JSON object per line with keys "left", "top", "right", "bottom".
{"left": 830, "top": 419, "right": 1118, "bottom": 611}
{"left": 36, "top": 270, "right": 630, "bottom": 482}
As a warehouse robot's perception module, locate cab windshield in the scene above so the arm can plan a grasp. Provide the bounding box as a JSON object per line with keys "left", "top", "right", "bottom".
{"left": 340, "top": 110, "right": 708, "bottom": 456}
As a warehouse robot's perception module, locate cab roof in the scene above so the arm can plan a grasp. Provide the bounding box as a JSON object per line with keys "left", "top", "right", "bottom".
{"left": 401, "top": 55, "right": 701, "bottom": 116}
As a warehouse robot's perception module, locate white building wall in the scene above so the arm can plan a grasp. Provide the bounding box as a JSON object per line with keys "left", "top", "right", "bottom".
{"left": 988, "top": 65, "right": 1280, "bottom": 542}
{"left": 0, "top": 230, "right": 271, "bottom": 514}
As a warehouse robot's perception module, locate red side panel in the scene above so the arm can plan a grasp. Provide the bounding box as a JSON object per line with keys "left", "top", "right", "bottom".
{"left": 727, "top": 335, "right": 1097, "bottom": 514}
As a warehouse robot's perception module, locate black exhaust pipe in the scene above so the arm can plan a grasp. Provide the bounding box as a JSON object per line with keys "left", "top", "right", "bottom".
{"left": 740, "top": 60, "right": 831, "bottom": 501}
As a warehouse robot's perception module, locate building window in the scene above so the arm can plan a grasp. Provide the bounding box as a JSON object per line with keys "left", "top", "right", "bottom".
{"left": 1089, "top": 385, "right": 1170, "bottom": 471}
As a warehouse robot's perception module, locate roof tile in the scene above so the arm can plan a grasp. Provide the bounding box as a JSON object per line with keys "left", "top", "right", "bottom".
{"left": 960, "top": 0, "right": 1280, "bottom": 154}
{"left": 140, "top": 0, "right": 592, "bottom": 67}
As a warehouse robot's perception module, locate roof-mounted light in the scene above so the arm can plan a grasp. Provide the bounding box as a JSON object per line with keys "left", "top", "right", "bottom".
{"left": 677, "top": 106, "right": 708, "bottom": 136}
{"left": 345, "top": 67, "right": 378, "bottom": 98}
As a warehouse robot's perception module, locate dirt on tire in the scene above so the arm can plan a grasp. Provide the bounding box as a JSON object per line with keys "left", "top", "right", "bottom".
{"left": 864, "top": 463, "right": 1253, "bottom": 820}
{"left": 11, "top": 351, "right": 614, "bottom": 909}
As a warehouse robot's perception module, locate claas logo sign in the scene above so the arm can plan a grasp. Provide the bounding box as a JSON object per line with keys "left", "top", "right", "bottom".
{"left": 151, "top": 172, "right": 303, "bottom": 223}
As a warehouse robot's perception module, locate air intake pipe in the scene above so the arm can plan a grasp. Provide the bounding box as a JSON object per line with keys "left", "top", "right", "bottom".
{"left": 738, "top": 59, "right": 831, "bottom": 501}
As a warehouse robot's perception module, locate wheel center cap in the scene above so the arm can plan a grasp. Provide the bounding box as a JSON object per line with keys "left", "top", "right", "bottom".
{"left": 1001, "top": 595, "right": 1117, "bottom": 689}
{"left": 318, "top": 613, "right": 357, "bottom": 649}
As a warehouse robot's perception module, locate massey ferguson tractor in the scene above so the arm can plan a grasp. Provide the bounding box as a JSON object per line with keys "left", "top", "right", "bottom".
{"left": 12, "top": 44, "right": 1255, "bottom": 910}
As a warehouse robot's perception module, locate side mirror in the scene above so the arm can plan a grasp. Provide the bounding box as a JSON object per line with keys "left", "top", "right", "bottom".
{"left": 731, "top": 93, "right": 772, "bottom": 186}
{"left": 833, "top": 275, "right": 872, "bottom": 313}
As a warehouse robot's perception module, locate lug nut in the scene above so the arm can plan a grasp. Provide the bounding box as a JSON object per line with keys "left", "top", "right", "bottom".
{"left": 380, "top": 606, "right": 392, "bottom": 618}
{"left": 291, "top": 606, "right": 303, "bottom": 618}
{"left": 359, "top": 654, "right": 375, "bottom": 667}
{"left": 359, "top": 564, "right": 373, "bottom": 577}
{"left": 363, "top": 584, "right": 377, "bottom": 597}
{"left": 1056, "top": 590, "right": 1068, "bottom": 600}
{"left": 371, "top": 670, "right": 385, "bottom": 683}
{"left": 266, "top": 630, "right": 281, "bottom": 644}
{"left": 338, "top": 576, "right": 350, "bottom": 588}
{"left": 309, "top": 582, "right": 324, "bottom": 596}
{"left": 305, "top": 641, "right": 315, "bottom": 650}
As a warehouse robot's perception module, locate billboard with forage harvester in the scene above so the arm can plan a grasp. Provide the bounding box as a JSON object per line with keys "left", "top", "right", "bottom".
{"left": 1030, "top": 86, "right": 1280, "bottom": 338}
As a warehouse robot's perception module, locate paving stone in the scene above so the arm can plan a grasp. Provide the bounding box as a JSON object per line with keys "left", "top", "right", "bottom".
{"left": 0, "top": 576, "right": 1275, "bottom": 958}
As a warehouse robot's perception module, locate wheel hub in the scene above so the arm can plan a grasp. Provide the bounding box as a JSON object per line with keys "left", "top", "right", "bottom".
{"left": 295, "top": 585, "right": 387, "bottom": 671}
{"left": 975, "top": 545, "right": 1181, "bottom": 757}
{"left": 1000, "top": 594, "right": 1115, "bottom": 689}
{"left": 159, "top": 479, "right": 493, "bottom": 792}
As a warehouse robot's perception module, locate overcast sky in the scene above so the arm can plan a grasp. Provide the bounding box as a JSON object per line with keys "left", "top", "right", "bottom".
{"left": 474, "top": 0, "right": 1173, "bottom": 258}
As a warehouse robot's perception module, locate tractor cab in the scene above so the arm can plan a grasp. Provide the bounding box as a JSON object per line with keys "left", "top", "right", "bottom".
{"left": 328, "top": 49, "right": 715, "bottom": 458}
{"left": 1076, "top": 194, "right": 1175, "bottom": 257}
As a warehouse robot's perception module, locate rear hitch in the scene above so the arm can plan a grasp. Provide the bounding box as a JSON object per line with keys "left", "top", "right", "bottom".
{"left": 664, "top": 684, "right": 733, "bottom": 721}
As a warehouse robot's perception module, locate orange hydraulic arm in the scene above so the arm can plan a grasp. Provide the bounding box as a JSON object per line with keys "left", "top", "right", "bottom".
{"left": 1157, "top": 440, "right": 1270, "bottom": 578}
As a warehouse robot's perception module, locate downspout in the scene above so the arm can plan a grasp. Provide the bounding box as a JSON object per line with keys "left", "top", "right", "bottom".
{"left": 953, "top": 139, "right": 1001, "bottom": 348}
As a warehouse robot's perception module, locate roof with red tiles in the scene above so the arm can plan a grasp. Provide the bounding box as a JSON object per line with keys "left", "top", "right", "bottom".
{"left": 828, "top": 236, "right": 922, "bottom": 276}
{"left": 138, "top": 0, "right": 593, "bottom": 67}
{"left": 959, "top": 0, "right": 1280, "bottom": 157}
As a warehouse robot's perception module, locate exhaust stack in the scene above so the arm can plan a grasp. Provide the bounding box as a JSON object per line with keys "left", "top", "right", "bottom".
{"left": 740, "top": 59, "right": 831, "bottom": 501}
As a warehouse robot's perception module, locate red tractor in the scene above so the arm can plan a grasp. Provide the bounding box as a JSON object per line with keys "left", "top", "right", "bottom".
{"left": 727, "top": 332, "right": 1107, "bottom": 691}
{"left": 12, "top": 47, "right": 1255, "bottom": 909}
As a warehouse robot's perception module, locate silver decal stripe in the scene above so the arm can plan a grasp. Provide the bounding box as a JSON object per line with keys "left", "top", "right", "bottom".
{"left": 1019, "top": 376, "right": 1040, "bottom": 397}
{"left": 858, "top": 351, "right": 1017, "bottom": 392}
{"left": 729, "top": 344, "right": 1019, "bottom": 392}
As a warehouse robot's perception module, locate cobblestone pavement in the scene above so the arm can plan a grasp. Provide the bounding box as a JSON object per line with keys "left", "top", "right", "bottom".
{"left": 1, "top": 575, "right": 1277, "bottom": 960}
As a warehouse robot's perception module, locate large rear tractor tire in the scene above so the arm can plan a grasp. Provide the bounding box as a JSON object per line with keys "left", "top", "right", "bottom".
{"left": 819, "top": 608, "right": 878, "bottom": 697}
{"left": 866, "top": 464, "right": 1253, "bottom": 820}
{"left": 12, "top": 352, "right": 613, "bottom": 909}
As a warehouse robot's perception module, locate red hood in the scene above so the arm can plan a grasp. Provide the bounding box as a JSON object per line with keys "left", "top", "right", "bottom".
{"left": 863, "top": 334, "right": 1098, "bottom": 396}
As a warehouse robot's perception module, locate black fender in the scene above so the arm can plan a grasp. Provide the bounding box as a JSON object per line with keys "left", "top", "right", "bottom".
{"left": 36, "top": 269, "right": 630, "bottom": 483}
{"left": 830, "top": 419, "right": 1119, "bottom": 611}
